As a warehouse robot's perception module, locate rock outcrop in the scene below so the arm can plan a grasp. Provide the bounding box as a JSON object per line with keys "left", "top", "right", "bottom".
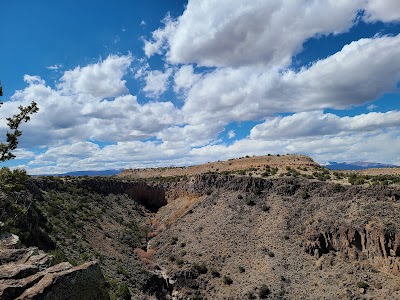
{"left": 0, "top": 242, "right": 109, "bottom": 300}
{"left": 305, "top": 223, "right": 400, "bottom": 275}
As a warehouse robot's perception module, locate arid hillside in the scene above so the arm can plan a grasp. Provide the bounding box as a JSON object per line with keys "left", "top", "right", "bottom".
{"left": 140, "top": 174, "right": 400, "bottom": 299}
{"left": 118, "top": 154, "right": 319, "bottom": 179}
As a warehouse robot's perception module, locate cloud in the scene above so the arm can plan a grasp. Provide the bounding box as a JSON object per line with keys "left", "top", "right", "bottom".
{"left": 173, "top": 65, "right": 202, "bottom": 93}
{"left": 57, "top": 54, "right": 132, "bottom": 98}
{"left": 142, "top": 69, "right": 173, "bottom": 98}
{"left": 143, "top": 14, "right": 176, "bottom": 57}
{"left": 3, "top": 55, "right": 183, "bottom": 150}
{"left": 46, "top": 64, "right": 63, "bottom": 70}
{"left": 145, "top": 0, "right": 362, "bottom": 67}
{"left": 250, "top": 111, "right": 400, "bottom": 140}
{"left": 228, "top": 130, "right": 235, "bottom": 139}
{"left": 363, "top": 0, "right": 400, "bottom": 23}
{"left": 367, "top": 104, "right": 378, "bottom": 110}
{"left": 181, "top": 34, "right": 400, "bottom": 125}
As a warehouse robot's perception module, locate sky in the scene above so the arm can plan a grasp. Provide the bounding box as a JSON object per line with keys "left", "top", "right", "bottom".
{"left": 1, "top": 0, "right": 400, "bottom": 174}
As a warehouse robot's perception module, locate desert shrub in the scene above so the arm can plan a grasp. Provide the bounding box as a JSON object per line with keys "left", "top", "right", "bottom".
{"left": 259, "top": 284, "right": 271, "bottom": 298}
{"left": 176, "top": 259, "right": 184, "bottom": 267}
{"left": 299, "top": 190, "right": 309, "bottom": 199}
{"left": 245, "top": 198, "right": 256, "bottom": 206}
{"left": 210, "top": 267, "right": 220, "bottom": 278}
{"left": 116, "top": 264, "right": 129, "bottom": 277}
{"left": 170, "top": 236, "right": 178, "bottom": 245}
{"left": 116, "top": 283, "right": 131, "bottom": 300}
{"left": 357, "top": 281, "right": 369, "bottom": 289}
{"left": 245, "top": 291, "right": 256, "bottom": 299}
{"left": 192, "top": 263, "right": 208, "bottom": 274}
{"left": 332, "top": 183, "right": 344, "bottom": 192}
{"left": 238, "top": 266, "right": 245, "bottom": 273}
{"left": 49, "top": 248, "right": 67, "bottom": 265}
{"left": 237, "top": 194, "right": 243, "bottom": 199}
{"left": 223, "top": 275, "right": 233, "bottom": 285}
{"left": 262, "top": 204, "right": 270, "bottom": 212}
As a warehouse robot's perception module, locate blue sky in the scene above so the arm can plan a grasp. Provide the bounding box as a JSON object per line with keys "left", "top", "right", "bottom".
{"left": 1, "top": 0, "right": 400, "bottom": 174}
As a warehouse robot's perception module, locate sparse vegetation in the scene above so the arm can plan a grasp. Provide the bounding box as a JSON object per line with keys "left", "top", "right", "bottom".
{"left": 223, "top": 275, "right": 233, "bottom": 285}
{"left": 192, "top": 262, "right": 208, "bottom": 274}
{"left": 259, "top": 284, "right": 271, "bottom": 298}
{"left": 210, "top": 267, "right": 220, "bottom": 278}
{"left": 357, "top": 281, "right": 369, "bottom": 289}
{"left": 245, "top": 197, "right": 256, "bottom": 206}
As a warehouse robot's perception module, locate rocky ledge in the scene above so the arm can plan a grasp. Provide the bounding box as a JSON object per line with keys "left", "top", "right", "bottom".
{"left": 0, "top": 243, "right": 109, "bottom": 300}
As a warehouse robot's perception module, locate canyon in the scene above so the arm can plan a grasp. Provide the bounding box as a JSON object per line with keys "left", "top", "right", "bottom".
{"left": 1, "top": 155, "right": 400, "bottom": 299}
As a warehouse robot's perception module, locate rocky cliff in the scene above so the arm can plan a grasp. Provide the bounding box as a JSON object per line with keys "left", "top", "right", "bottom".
{"left": 0, "top": 229, "right": 109, "bottom": 300}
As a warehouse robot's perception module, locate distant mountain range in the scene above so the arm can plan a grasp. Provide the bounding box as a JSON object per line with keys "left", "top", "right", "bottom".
{"left": 57, "top": 169, "right": 122, "bottom": 176}
{"left": 324, "top": 161, "right": 399, "bottom": 170}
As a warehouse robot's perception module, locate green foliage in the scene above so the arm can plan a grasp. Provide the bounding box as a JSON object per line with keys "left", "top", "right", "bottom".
{"left": 49, "top": 248, "right": 67, "bottom": 265}
{"left": 357, "top": 281, "right": 369, "bottom": 289}
{"left": 116, "top": 264, "right": 129, "bottom": 277}
{"left": 108, "top": 280, "right": 131, "bottom": 300}
{"left": 0, "top": 167, "right": 29, "bottom": 192}
{"left": 0, "top": 83, "right": 38, "bottom": 162}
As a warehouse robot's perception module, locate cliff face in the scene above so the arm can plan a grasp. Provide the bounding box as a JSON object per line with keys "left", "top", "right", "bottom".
{"left": 31, "top": 177, "right": 167, "bottom": 212}
{"left": 144, "top": 174, "right": 400, "bottom": 299}
{"left": 305, "top": 223, "right": 400, "bottom": 275}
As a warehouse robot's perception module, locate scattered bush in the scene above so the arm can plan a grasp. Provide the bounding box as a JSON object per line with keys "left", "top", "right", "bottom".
{"left": 210, "top": 267, "right": 220, "bottom": 278}
{"left": 192, "top": 263, "right": 208, "bottom": 274}
{"left": 223, "top": 275, "right": 233, "bottom": 285}
{"left": 259, "top": 284, "right": 271, "bottom": 298}
{"left": 357, "top": 281, "right": 369, "bottom": 289}
{"left": 245, "top": 291, "right": 257, "bottom": 299}
{"left": 238, "top": 266, "right": 245, "bottom": 273}
{"left": 299, "top": 190, "right": 309, "bottom": 199}
{"left": 176, "top": 259, "right": 184, "bottom": 267}
{"left": 245, "top": 198, "right": 256, "bottom": 206}
{"left": 262, "top": 204, "right": 270, "bottom": 212}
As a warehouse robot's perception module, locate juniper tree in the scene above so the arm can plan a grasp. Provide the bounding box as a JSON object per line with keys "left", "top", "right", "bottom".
{"left": 0, "top": 81, "right": 39, "bottom": 162}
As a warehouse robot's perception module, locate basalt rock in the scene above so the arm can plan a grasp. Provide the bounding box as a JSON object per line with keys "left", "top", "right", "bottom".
{"left": 0, "top": 247, "right": 109, "bottom": 300}
{"left": 305, "top": 223, "right": 400, "bottom": 275}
